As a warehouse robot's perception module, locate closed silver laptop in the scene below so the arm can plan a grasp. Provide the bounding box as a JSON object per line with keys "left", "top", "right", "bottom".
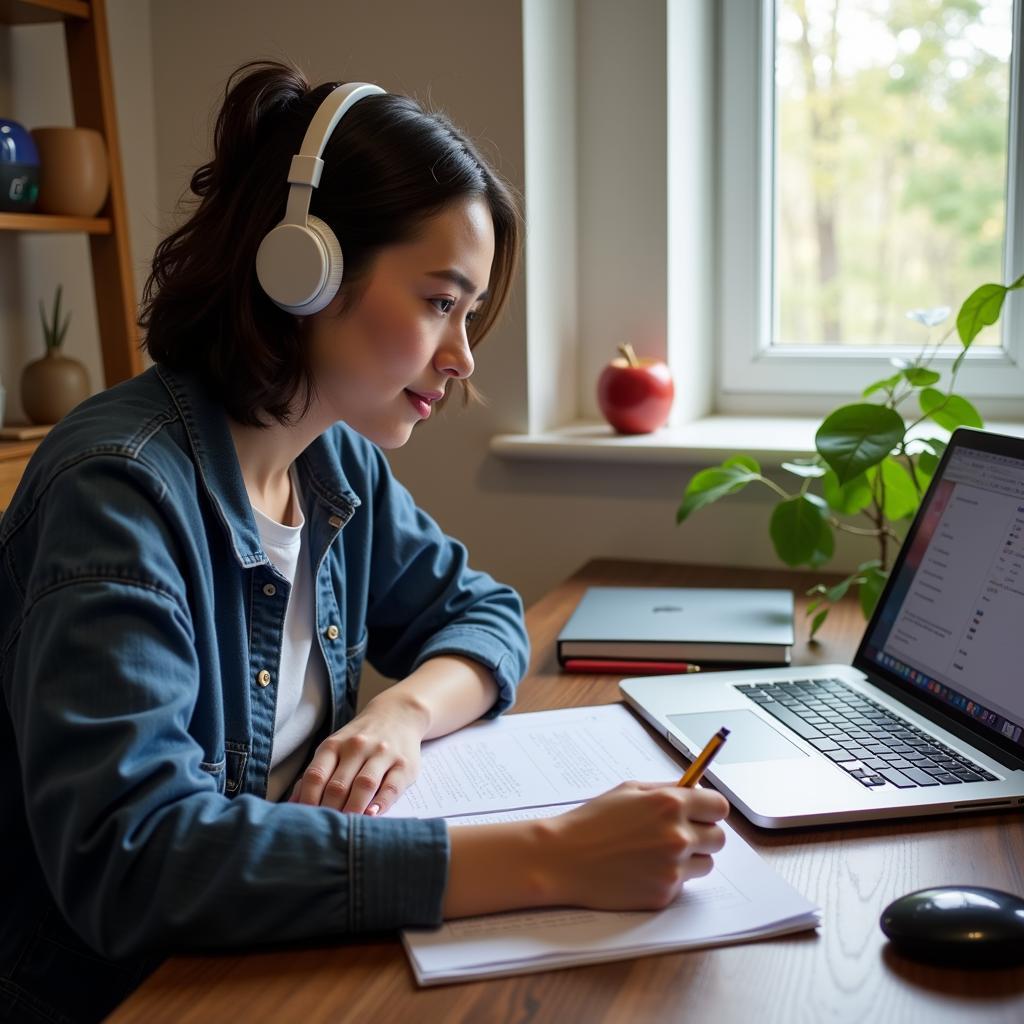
{"left": 621, "top": 428, "right": 1024, "bottom": 827}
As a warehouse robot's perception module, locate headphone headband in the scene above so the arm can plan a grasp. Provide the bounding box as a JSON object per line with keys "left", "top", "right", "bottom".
{"left": 282, "top": 82, "right": 385, "bottom": 225}
{"left": 257, "top": 80, "right": 386, "bottom": 315}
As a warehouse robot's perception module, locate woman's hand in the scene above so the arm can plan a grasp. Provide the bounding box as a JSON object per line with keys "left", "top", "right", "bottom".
{"left": 290, "top": 689, "right": 428, "bottom": 815}
{"left": 542, "top": 782, "right": 730, "bottom": 910}
{"left": 443, "top": 780, "right": 730, "bottom": 919}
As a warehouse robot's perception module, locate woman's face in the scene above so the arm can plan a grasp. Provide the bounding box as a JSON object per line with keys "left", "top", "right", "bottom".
{"left": 305, "top": 197, "right": 496, "bottom": 448}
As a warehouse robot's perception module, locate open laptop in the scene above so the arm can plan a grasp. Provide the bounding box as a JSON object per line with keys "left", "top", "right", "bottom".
{"left": 621, "top": 427, "right": 1024, "bottom": 827}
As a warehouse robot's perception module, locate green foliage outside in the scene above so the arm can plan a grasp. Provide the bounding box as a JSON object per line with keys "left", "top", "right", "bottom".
{"left": 676, "top": 274, "right": 1024, "bottom": 639}
{"left": 776, "top": 0, "right": 1012, "bottom": 346}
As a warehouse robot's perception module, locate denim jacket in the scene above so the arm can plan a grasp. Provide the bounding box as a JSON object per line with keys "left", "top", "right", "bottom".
{"left": 0, "top": 364, "right": 528, "bottom": 1023}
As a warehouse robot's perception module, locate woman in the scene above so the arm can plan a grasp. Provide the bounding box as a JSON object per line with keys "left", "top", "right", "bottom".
{"left": 0, "top": 61, "right": 728, "bottom": 1023}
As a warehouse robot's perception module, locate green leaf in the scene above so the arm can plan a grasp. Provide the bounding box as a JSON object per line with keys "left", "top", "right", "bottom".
{"left": 914, "top": 438, "right": 947, "bottom": 489}
{"left": 862, "top": 372, "right": 902, "bottom": 398}
{"left": 880, "top": 457, "right": 919, "bottom": 520}
{"left": 723, "top": 454, "right": 760, "bottom": 473}
{"left": 676, "top": 462, "right": 761, "bottom": 523}
{"left": 781, "top": 461, "right": 826, "bottom": 478}
{"left": 918, "top": 388, "right": 983, "bottom": 431}
{"left": 915, "top": 452, "right": 937, "bottom": 488}
{"left": 815, "top": 404, "right": 905, "bottom": 485}
{"left": 770, "top": 496, "right": 828, "bottom": 567}
{"left": 858, "top": 565, "right": 888, "bottom": 620}
{"left": 808, "top": 517, "right": 835, "bottom": 568}
{"left": 956, "top": 283, "right": 1006, "bottom": 348}
{"left": 809, "top": 608, "right": 829, "bottom": 639}
{"left": 821, "top": 467, "right": 873, "bottom": 516}
{"left": 901, "top": 367, "right": 941, "bottom": 387}
{"left": 825, "top": 575, "right": 856, "bottom": 604}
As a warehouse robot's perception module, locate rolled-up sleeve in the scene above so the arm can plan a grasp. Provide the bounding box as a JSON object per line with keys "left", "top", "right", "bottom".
{"left": 350, "top": 814, "right": 450, "bottom": 930}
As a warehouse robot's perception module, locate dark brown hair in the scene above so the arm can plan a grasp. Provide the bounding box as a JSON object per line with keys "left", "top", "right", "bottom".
{"left": 140, "top": 60, "right": 521, "bottom": 426}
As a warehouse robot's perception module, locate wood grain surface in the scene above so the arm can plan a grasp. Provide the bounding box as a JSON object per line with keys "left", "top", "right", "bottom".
{"left": 107, "top": 559, "right": 1024, "bottom": 1024}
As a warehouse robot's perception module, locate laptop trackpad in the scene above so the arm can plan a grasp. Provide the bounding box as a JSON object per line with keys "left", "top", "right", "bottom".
{"left": 668, "top": 710, "right": 808, "bottom": 763}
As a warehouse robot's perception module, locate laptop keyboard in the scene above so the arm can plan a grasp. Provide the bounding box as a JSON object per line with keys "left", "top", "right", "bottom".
{"left": 735, "top": 678, "right": 998, "bottom": 790}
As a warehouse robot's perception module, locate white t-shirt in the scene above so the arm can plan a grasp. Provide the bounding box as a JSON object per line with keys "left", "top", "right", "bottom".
{"left": 252, "top": 467, "right": 329, "bottom": 802}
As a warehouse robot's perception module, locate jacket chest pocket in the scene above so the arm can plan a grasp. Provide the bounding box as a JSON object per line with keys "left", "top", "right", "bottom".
{"left": 345, "top": 627, "right": 368, "bottom": 708}
{"left": 198, "top": 742, "right": 249, "bottom": 796}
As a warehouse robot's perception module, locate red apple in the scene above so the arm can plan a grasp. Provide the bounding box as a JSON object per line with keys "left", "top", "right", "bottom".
{"left": 597, "top": 344, "right": 675, "bottom": 434}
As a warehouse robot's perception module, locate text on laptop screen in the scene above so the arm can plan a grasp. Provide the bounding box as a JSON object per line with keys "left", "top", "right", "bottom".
{"left": 863, "top": 444, "right": 1024, "bottom": 749}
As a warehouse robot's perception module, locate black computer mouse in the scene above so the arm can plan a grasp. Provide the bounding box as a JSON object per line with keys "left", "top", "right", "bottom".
{"left": 880, "top": 886, "right": 1024, "bottom": 966}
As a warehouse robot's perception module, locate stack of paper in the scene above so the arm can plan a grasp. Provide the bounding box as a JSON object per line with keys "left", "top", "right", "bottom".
{"left": 388, "top": 704, "right": 819, "bottom": 985}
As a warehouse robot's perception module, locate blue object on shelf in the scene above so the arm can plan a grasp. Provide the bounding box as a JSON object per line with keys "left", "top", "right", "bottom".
{"left": 0, "top": 118, "right": 41, "bottom": 213}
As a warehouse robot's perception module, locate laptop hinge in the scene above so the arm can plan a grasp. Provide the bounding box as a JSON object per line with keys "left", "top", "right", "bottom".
{"left": 867, "top": 672, "right": 1024, "bottom": 773}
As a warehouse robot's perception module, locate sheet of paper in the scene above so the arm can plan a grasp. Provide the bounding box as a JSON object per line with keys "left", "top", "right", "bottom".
{"left": 392, "top": 703, "right": 820, "bottom": 985}
{"left": 403, "top": 813, "right": 818, "bottom": 985}
{"left": 387, "top": 703, "right": 683, "bottom": 820}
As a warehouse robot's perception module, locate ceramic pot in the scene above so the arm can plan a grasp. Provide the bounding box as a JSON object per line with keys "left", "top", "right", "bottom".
{"left": 21, "top": 351, "right": 90, "bottom": 424}
{"left": 31, "top": 127, "right": 109, "bottom": 217}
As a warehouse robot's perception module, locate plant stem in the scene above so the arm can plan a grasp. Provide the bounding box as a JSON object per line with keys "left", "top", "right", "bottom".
{"left": 829, "top": 519, "right": 888, "bottom": 538}
{"left": 900, "top": 445, "right": 923, "bottom": 498}
{"left": 872, "top": 469, "right": 889, "bottom": 570}
{"left": 754, "top": 475, "right": 793, "bottom": 502}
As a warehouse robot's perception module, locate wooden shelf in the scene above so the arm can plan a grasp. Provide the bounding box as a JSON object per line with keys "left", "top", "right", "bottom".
{"left": 0, "top": 211, "right": 112, "bottom": 234}
{"left": 2, "top": 0, "right": 140, "bottom": 506}
{"left": 0, "top": 0, "right": 90, "bottom": 24}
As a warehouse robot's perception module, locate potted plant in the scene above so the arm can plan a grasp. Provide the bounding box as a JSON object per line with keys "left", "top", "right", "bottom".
{"left": 21, "top": 284, "right": 90, "bottom": 425}
{"left": 676, "top": 273, "right": 1024, "bottom": 638}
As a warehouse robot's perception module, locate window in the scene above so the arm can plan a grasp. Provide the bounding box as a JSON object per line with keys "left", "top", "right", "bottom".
{"left": 718, "top": 0, "right": 1024, "bottom": 411}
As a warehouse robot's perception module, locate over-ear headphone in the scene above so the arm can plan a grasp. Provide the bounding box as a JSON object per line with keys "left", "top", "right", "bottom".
{"left": 256, "top": 81, "right": 385, "bottom": 315}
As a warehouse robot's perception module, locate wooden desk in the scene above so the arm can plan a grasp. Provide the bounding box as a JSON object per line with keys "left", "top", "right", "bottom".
{"left": 0, "top": 439, "right": 41, "bottom": 509}
{"left": 109, "top": 559, "right": 1024, "bottom": 1024}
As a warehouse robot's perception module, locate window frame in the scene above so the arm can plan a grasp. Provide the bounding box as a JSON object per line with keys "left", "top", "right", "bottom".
{"left": 715, "top": 0, "right": 1024, "bottom": 414}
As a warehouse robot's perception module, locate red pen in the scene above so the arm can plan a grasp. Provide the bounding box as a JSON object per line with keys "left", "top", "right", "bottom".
{"left": 561, "top": 658, "right": 701, "bottom": 675}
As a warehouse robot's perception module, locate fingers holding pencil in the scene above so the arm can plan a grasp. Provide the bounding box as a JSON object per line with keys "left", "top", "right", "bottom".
{"left": 678, "top": 727, "right": 730, "bottom": 788}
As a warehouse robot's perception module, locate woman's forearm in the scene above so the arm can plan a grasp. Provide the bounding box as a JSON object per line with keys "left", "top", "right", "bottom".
{"left": 443, "top": 818, "right": 559, "bottom": 918}
{"left": 374, "top": 654, "right": 500, "bottom": 741}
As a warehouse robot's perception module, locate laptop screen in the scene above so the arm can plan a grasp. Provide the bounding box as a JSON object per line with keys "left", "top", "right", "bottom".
{"left": 856, "top": 429, "right": 1024, "bottom": 760}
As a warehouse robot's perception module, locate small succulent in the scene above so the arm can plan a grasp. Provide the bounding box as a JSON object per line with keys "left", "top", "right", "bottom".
{"left": 39, "top": 284, "right": 71, "bottom": 353}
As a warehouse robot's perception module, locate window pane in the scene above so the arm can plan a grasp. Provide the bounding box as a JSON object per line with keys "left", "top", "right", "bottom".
{"left": 773, "top": 0, "right": 1014, "bottom": 347}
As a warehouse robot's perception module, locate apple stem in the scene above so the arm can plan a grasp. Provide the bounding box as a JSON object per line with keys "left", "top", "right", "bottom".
{"left": 618, "top": 343, "right": 641, "bottom": 368}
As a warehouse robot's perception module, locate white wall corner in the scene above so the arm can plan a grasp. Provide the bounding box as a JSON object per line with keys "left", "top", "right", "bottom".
{"left": 667, "top": 0, "right": 715, "bottom": 425}
{"left": 577, "top": 0, "right": 669, "bottom": 422}
{"left": 523, "top": 0, "right": 579, "bottom": 435}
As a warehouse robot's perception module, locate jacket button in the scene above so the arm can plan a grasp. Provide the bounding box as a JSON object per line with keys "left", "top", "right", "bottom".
{"left": 325, "top": 624, "right": 340, "bottom": 640}
{"left": 328, "top": 515, "right": 344, "bottom": 529}
{"left": 262, "top": 583, "right": 276, "bottom": 597}
{"left": 257, "top": 669, "right": 272, "bottom": 687}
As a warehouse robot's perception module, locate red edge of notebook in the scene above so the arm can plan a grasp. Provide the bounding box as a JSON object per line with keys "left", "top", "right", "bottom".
{"left": 561, "top": 658, "right": 700, "bottom": 675}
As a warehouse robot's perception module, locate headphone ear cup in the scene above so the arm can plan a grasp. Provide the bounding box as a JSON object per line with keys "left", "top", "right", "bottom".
{"left": 302, "top": 215, "right": 344, "bottom": 315}
{"left": 255, "top": 217, "right": 343, "bottom": 315}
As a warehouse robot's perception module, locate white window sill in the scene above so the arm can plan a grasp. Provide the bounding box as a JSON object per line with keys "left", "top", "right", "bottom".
{"left": 490, "top": 416, "right": 1024, "bottom": 466}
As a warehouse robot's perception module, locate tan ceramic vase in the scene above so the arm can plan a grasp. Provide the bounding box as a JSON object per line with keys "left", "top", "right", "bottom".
{"left": 31, "top": 127, "right": 109, "bottom": 217}
{"left": 21, "top": 351, "right": 90, "bottom": 424}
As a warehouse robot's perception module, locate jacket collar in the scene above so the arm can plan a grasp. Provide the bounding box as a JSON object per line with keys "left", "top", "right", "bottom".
{"left": 155, "top": 365, "right": 361, "bottom": 568}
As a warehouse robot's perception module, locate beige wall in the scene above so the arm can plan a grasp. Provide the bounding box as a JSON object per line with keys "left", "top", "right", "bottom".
{"left": 3, "top": 1, "right": 872, "bottom": 632}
